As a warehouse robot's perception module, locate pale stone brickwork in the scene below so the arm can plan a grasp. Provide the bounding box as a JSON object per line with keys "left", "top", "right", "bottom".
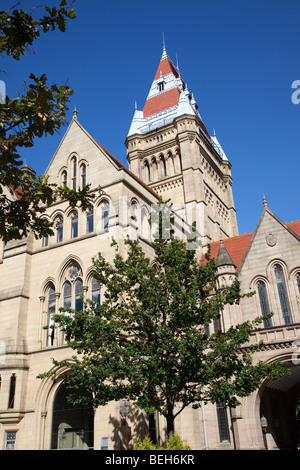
{"left": 0, "top": 47, "right": 299, "bottom": 450}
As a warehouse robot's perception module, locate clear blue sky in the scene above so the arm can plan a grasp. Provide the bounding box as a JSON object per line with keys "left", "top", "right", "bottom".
{"left": 2, "top": 0, "right": 300, "bottom": 235}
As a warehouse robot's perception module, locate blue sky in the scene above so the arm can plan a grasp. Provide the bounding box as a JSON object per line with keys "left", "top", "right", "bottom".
{"left": 2, "top": 0, "right": 300, "bottom": 235}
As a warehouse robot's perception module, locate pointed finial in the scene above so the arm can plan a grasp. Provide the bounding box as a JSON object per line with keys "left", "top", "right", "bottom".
{"left": 263, "top": 194, "right": 268, "bottom": 208}
{"left": 73, "top": 105, "right": 78, "bottom": 119}
{"left": 161, "top": 33, "right": 168, "bottom": 59}
{"left": 213, "top": 128, "right": 216, "bottom": 136}
{"left": 135, "top": 100, "right": 137, "bottom": 110}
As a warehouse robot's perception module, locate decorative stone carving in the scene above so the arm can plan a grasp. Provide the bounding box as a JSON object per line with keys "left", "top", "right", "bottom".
{"left": 266, "top": 233, "right": 277, "bottom": 247}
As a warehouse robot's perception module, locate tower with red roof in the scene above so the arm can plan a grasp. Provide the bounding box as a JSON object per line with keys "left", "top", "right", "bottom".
{"left": 125, "top": 45, "right": 239, "bottom": 244}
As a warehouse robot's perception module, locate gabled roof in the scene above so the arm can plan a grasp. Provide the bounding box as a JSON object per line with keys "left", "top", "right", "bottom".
{"left": 204, "top": 206, "right": 300, "bottom": 272}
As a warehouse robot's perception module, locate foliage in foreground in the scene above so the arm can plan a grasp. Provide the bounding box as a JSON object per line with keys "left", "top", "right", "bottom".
{"left": 0, "top": 1, "right": 94, "bottom": 242}
{"left": 39, "top": 208, "right": 288, "bottom": 436}
{"left": 134, "top": 434, "right": 192, "bottom": 450}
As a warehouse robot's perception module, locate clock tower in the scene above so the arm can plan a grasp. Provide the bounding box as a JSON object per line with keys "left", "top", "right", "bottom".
{"left": 125, "top": 46, "right": 238, "bottom": 244}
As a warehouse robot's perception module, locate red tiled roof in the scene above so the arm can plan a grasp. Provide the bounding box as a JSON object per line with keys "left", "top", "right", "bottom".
{"left": 286, "top": 220, "right": 300, "bottom": 237}
{"left": 203, "top": 219, "right": 300, "bottom": 270}
{"left": 143, "top": 88, "right": 180, "bottom": 118}
{"left": 206, "top": 232, "right": 254, "bottom": 269}
{"left": 154, "top": 57, "right": 179, "bottom": 80}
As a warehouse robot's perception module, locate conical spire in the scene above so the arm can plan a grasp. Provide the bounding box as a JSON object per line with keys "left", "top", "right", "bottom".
{"left": 216, "top": 240, "right": 236, "bottom": 268}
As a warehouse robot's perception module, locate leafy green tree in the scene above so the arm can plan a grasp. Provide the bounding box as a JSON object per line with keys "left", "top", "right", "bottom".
{"left": 134, "top": 434, "right": 192, "bottom": 450}
{"left": 40, "top": 213, "right": 287, "bottom": 437}
{"left": 0, "top": 1, "right": 93, "bottom": 242}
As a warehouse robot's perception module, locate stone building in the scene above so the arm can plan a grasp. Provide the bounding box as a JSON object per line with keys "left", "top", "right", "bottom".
{"left": 0, "top": 46, "right": 299, "bottom": 450}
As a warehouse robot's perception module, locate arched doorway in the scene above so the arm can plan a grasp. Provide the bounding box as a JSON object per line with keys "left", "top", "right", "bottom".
{"left": 259, "top": 364, "right": 300, "bottom": 450}
{"left": 51, "top": 383, "right": 94, "bottom": 450}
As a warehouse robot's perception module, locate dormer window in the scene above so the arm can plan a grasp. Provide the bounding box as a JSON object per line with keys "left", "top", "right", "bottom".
{"left": 158, "top": 81, "right": 164, "bottom": 92}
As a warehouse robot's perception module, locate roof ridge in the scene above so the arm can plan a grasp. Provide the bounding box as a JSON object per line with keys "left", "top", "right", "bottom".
{"left": 97, "top": 142, "right": 159, "bottom": 198}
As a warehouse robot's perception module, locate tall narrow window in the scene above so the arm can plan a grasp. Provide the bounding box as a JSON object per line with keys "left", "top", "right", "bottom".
{"left": 257, "top": 281, "right": 272, "bottom": 328}
{"left": 297, "top": 274, "right": 300, "bottom": 294}
{"left": 72, "top": 156, "right": 77, "bottom": 190}
{"left": 145, "top": 161, "right": 150, "bottom": 182}
{"left": 86, "top": 208, "right": 94, "bottom": 234}
{"left": 6, "top": 432, "right": 17, "bottom": 450}
{"left": 71, "top": 212, "right": 78, "bottom": 239}
{"left": 62, "top": 170, "right": 67, "bottom": 187}
{"left": 63, "top": 282, "right": 72, "bottom": 312}
{"left": 275, "top": 265, "right": 292, "bottom": 325}
{"left": 8, "top": 374, "right": 16, "bottom": 409}
{"left": 42, "top": 235, "right": 49, "bottom": 248}
{"left": 216, "top": 402, "right": 230, "bottom": 443}
{"left": 213, "top": 313, "right": 221, "bottom": 332}
{"left": 75, "top": 279, "right": 83, "bottom": 311}
{"left": 81, "top": 164, "right": 86, "bottom": 188}
{"left": 91, "top": 277, "right": 100, "bottom": 306}
{"left": 47, "top": 284, "right": 56, "bottom": 346}
{"left": 56, "top": 217, "right": 63, "bottom": 243}
{"left": 102, "top": 202, "right": 109, "bottom": 230}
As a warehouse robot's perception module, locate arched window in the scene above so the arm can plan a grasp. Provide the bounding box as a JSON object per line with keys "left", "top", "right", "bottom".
{"left": 51, "top": 383, "right": 94, "bottom": 450}
{"left": 56, "top": 217, "right": 63, "bottom": 243}
{"left": 257, "top": 281, "right": 272, "bottom": 328}
{"left": 71, "top": 156, "right": 77, "bottom": 190}
{"left": 145, "top": 161, "right": 150, "bottom": 182}
{"left": 86, "top": 208, "right": 94, "bottom": 234}
{"left": 47, "top": 284, "right": 56, "bottom": 346}
{"left": 75, "top": 278, "right": 83, "bottom": 311}
{"left": 91, "top": 277, "right": 100, "bottom": 306}
{"left": 62, "top": 170, "right": 67, "bottom": 188}
{"left": 160, "top": 156, "right": 167, "bottom": 178}
{"left": 81, "top": 164, "right": 86, "bottom": 189}
{"left": 63, "top": 281, "right": 72, "bottom": 311}
{"left": 275, "top": 265, "right": 292, "bottom": 325}
{"left": 297, "top": 274, "right": 300, "bottom": 294}
{"left": 71, "top": 212, "right": 78, "bottom": 239}
{"left": 102, "top": 201, "right": 109, "bottom": 230}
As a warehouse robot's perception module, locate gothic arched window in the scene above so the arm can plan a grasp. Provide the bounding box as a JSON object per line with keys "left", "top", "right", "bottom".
{"left": 102, "top": 201, "right": 110, "bottom": 230}
{"left": 297, "top": 273, "right": 300, "bottom": 294}
{"left": 81, "top": 163, "right": 86, "bottom": 188}
{"left": 72, "top": 156, "right": 77, "bottom": 190}
{"left": 86, "top": 207, "right": 94, "bottom": 234}
{"left": 63, "top": 281, "right": 72, "bottom": 311}
{"left": 47, "top": 283, "right": 56, "bottom": 346}
{"left": 257, "top": 281, "right": 272, "bottom": 328}
{"left": 75, "top": 278, "right": 83, "bottom": 311}
{"left": 275, "top": 265, "right": 292, "bottom": 325}
{"left": 71, "top": 212, "right": 78, "bottom": 239}
{"left": 56, "top": 217, "right": 63, "bottom": 243}
{"left": 91, "top": 277, "right": 100, "bottom": 306}
{"left": 62, "top": 170, "right": 67, "bottom": 187}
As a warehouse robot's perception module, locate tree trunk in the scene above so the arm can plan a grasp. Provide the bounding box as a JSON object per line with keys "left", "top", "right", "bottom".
{"left": 166, "top": 405, "right": 175, "bottom": 437}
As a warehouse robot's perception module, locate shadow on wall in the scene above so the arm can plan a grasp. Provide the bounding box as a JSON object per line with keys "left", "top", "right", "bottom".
{"left": 109, "top": 407, "right": 150, "bottom": 450}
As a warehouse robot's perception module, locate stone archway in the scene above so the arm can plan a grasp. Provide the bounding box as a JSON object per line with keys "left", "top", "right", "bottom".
{"left": 259, "top": 364, "right": 300, "bottom": 450}
{"left": 51, "top": 383, "right": 94, "bottom": 450}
